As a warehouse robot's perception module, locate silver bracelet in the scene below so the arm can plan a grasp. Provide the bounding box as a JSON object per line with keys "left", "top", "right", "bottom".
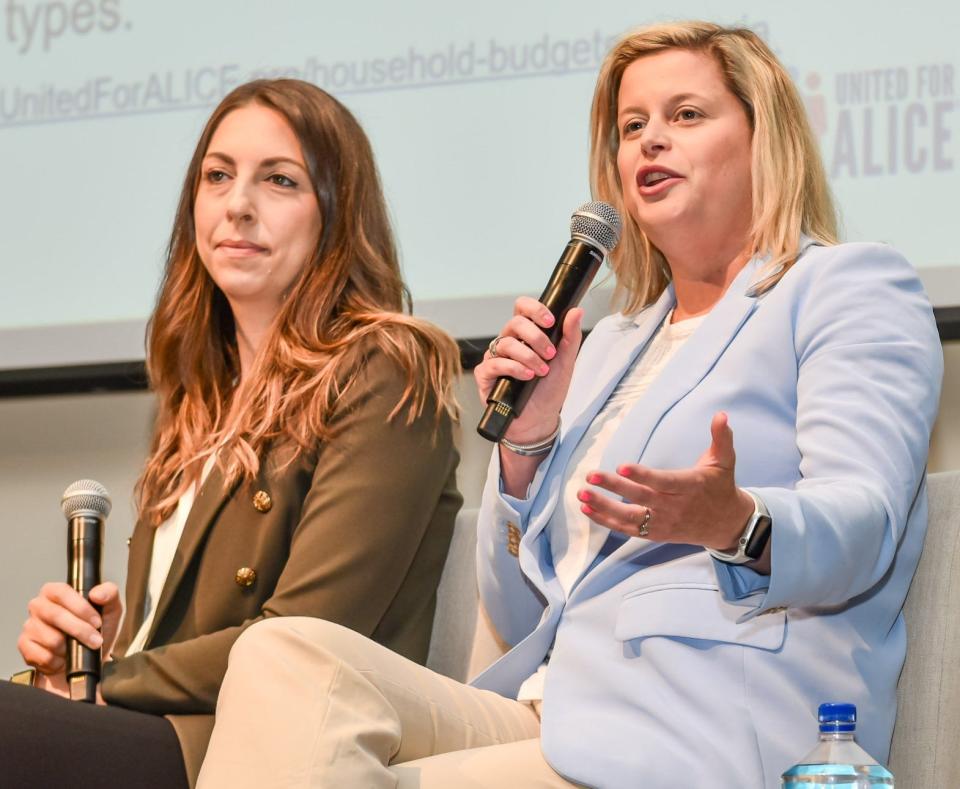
{"left": 500, "top": 418, "right": 561, "bottom": 456}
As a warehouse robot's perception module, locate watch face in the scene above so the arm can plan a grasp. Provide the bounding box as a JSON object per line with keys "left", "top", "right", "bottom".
{"left": 744, "top": 515, "right": 773, "bottom": 559}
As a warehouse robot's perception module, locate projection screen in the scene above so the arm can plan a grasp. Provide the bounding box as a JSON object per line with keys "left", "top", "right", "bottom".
{"left": 0, "top": 0, "right": 956, "bottom": 373}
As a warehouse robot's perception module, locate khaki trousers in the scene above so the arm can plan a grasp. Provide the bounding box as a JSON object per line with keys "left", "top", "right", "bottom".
{"left": 197, "top": 617, "right": 581, "bottom": 788}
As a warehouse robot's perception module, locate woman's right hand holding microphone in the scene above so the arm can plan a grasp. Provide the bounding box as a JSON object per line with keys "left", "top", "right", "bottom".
{"left": 17, "top": 581, "right": 122, "bottom": 697}
{"left": 474, "top": 298, "right": 583, "bottom": 497}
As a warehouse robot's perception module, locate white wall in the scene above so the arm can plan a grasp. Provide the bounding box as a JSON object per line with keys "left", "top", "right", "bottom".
{"left": 1, "top": 342, "right": 957, "bottom": 677}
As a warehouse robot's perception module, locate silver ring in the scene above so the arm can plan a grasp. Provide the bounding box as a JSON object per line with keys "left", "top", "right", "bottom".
{"left": 488, "top": 336, "right": 505, "bottom": 358}
{"left": 637, "top": 507, "right": 651, "bottom": 538}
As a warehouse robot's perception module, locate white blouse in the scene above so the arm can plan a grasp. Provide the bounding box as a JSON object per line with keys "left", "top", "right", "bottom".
{"left": 125, "top": 454, "right": 217, "bottom": 656}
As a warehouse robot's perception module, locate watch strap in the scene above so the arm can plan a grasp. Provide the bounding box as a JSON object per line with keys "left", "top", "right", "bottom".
{"left": 706, "top": 490, "right": 772, "bottom": 565}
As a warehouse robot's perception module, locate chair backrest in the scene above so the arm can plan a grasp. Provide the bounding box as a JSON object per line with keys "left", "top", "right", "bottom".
{"left": 425, "top": 507, "right": 521, "bottom": 682}
{"left": 426, "top": 508, "right": 481, "bottom": 681}
{"left": 889, "top": 470, "right": 960, "bottom": 785}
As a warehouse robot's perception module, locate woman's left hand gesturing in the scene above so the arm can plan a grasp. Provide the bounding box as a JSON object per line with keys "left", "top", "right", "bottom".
{"left": 577, "top": 412, "right": 755, "bottom": 551}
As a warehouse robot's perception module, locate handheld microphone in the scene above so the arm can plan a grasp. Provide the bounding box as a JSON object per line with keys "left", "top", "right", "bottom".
{"left": 477, "top": 201, "right": 622, "bottom": 442}
{"left": 61, "top": 479, "right": 111, "bottom": 703}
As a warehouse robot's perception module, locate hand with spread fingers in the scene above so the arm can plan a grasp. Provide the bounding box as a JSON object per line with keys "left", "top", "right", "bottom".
{"left": 577, "top": 411, "right": 755, "bottom": 553}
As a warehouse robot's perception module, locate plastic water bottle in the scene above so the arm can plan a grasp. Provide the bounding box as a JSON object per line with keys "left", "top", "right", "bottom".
{"left": 781, "top": 703, "right": 894, "bottom": 787}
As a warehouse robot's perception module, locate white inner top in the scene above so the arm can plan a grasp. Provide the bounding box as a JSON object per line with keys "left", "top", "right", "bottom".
{"left": 125, "top": 454, "right": 217, "bottom": 657}
{"left": 517, "top": 309, "right": 705, "bottom": 703}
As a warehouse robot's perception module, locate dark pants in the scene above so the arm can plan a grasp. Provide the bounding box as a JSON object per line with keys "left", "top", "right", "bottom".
{"left": 0, "top": 680, "right": 189, "bottom": 788}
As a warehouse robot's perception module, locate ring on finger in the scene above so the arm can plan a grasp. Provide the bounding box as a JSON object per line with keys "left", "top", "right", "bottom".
{"left": 637, "top": 507, "right": 651, "bottom": 538}
{"left": 488, "top": 336, "right": 505, "bottom": 358}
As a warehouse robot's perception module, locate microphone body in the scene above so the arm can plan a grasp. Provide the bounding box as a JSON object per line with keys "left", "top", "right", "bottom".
{"left": 477, "top": 240, "right": 602, "bottom": 441}
{"left": 67, "top": 513, "right": 102, "bottom": 702}
{"left": 61, "top": 480, "right": 111, "bottom": 703}
{"left": 477, "top": 201, "right": 621, "bottom": 442}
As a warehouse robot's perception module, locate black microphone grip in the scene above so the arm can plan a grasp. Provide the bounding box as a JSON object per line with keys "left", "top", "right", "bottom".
{"left": 66, "top": 514, "right": 102, "bottom": 703}
{"left": 478, "top": 239, "right": 603, "bottom": 442}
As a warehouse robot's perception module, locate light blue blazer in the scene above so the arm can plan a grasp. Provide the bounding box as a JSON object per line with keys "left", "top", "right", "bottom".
{"left": 473, "top": 241, "right": 943, "bottom": 788}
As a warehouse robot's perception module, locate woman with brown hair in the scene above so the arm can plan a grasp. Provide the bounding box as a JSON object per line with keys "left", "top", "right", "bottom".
{"left": 196, "top": 21, "right": 940, "bottom": 788}
{"left": 3, "top": 79, "right": 462, "bottom": 787}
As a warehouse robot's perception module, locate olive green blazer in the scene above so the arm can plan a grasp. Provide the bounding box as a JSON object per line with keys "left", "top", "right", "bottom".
{"left": 101, "top": 353, "right": 462, "bottom": 785}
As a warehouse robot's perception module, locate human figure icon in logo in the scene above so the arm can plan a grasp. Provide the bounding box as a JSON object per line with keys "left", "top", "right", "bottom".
{"left": 802, "top": 71, "right": 828, "bottom": 136}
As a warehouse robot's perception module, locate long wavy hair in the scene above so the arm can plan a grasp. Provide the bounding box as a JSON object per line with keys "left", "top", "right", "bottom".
{"left": 590, "top": 21, "right": 839, "bottom": 314}
{"left": 137, "top": 79, "right": 460, "bottom": 526}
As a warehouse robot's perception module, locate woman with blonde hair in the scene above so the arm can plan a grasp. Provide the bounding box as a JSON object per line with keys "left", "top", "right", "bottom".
{"left": 197, "top": 22, "right": 941, "bottom": 788}
{"left": 5, "top": 79, "right": 462, "bottom": 787}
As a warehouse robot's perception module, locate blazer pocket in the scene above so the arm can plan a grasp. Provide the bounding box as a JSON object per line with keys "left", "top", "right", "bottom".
{"left": 615, "top": 583, "right": 786, "bottom": 651}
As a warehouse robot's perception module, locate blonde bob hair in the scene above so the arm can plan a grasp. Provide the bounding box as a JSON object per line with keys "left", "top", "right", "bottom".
{"left": 590, "top": 20, "right": 838, "bottom": 313}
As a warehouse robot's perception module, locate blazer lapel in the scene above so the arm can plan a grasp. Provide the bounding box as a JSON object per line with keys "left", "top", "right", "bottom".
{"left": 145, "top": 464, "right": 237, "bottom": 646}
{"left": 518, "top": 290, "right": 676, "bottom": 572}
{"left": 112, "top": 520, "right": 154, "bottom": 656}
{"left": 570, "top": 258, "right": 763, "bottom": 601}
{"left": 558, "top": 295, "right": 674, "bottom": 444}
{"left": 598, "top": 259, "right": 760, "bottom": 473}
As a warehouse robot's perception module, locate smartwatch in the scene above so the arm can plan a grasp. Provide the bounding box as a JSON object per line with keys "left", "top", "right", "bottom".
{"left": 706, "top": 490, "right": 772, "bottom": 565}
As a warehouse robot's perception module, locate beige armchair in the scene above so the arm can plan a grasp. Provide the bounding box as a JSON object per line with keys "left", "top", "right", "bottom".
{"left": 889, "top": 470, "right": 960, "bottom": 786}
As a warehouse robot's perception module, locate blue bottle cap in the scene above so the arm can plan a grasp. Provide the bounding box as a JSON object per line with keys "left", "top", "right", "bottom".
{"left": 818, "top": 702, "right": 857, "bottom": 733}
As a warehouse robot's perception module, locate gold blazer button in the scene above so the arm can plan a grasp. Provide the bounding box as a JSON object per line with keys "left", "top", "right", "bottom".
{"left": 235, "top": 567, "right": 257, "bottom": 588}
{"left": 252, "top": 490, "right": 273, "bottom": 513}
{"left": 506, "top": 522, "right": 521, "bottom": 557}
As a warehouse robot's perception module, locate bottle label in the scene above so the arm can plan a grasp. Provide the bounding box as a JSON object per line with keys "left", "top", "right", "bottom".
{"left": 781, "top": 763, "right": 894, "bottom": 786}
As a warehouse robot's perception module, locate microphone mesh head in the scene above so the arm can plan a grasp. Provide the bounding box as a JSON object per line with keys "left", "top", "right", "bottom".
{"left": 61, "top": 479, "right": 112, "bottom": 520}
{"left": 570, "top": 201, "right": 622, "bottom": 255}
